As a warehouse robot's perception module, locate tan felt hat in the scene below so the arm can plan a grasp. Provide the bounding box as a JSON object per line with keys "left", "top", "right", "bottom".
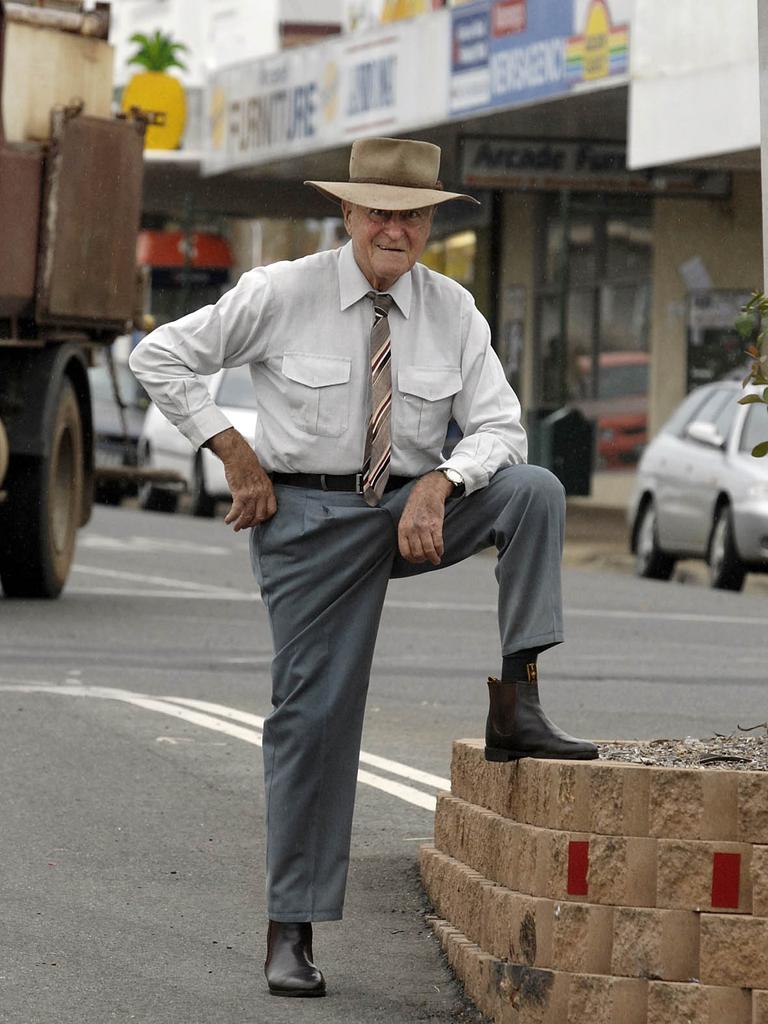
{"left": 305, "top": 137, "right": 480, "bottom": 210}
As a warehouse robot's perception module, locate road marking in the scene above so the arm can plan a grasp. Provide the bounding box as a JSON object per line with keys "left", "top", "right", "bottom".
{"left": 0, "top": 682, "right": 446, "bottom": 812}
{"left": 66, "top": 573, "right": 768, "bottom": 628}
{"left": 71, "top": 560, "right": 766, "bottom": 627}
{"left": 567, "top": 607, "right": 768, "bottom": 626}
{"left": 80, "top": 535, "right": 231, "bottom": 556}
{"left": 162, "top": 695, "right": 451, "bottom": 790}
{"left": 72, "top": 565, "right": 250, "bottom": 597}
{"left": 67, "top": 587, "right": 260, "bottom": 601}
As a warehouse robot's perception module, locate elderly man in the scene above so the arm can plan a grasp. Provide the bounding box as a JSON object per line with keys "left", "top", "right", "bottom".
{"left": 129, "top": 137, "right": 597, "bottom": 998}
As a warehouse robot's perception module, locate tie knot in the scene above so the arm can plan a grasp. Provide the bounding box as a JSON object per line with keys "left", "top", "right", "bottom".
{"left": 367, "top": 291, "right": 393, "bottom": 317}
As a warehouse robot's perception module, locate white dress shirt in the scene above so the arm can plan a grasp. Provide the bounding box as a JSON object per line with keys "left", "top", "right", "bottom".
{"left": 129, "top": 241, "right": 527, "bottom": 495}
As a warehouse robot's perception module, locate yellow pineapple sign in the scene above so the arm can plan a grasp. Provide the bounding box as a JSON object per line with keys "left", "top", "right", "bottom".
{"left": 120, "top": 30, "right": 188, "bottom": 150}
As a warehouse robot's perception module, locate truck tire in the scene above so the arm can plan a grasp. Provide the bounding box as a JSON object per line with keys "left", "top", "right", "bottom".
{"left": 0, "top": 378, "right": 84, "bottom": 598}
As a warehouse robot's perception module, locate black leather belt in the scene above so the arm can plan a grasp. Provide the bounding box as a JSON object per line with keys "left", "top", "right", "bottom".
{"left": 270, "top": 472, "right": 414, "bottom": 493}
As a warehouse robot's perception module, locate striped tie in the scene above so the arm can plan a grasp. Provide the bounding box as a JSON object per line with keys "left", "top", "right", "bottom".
{"left": 362, "top": 291, "right": 394, "bottom": 506}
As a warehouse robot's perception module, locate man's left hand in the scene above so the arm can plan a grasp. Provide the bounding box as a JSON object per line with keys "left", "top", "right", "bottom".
{"left": 397, "top": 471, "right": 454, "bottom": 565}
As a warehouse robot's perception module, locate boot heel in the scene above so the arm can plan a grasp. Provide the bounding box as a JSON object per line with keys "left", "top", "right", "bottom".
{"left": 484, "top": 746, "right": 522, "bottom": 762}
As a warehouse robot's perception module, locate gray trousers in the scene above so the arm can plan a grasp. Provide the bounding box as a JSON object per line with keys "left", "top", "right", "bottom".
{"left": 249, "top": 464, "right": 565, "bottom": 922}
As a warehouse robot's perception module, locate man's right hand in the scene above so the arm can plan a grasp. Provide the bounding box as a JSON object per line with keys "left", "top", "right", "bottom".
{"left": 205, "top": 428, "right": 277, "bottom": 531}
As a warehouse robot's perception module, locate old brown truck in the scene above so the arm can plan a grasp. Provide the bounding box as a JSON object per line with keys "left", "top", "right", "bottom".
{"left": 0, "top": 0, "right": 146, "bottom": 597}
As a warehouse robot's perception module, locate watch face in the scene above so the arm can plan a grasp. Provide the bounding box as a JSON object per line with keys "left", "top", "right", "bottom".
{"left": 445, "top": 469, "right": 463, "bottom": 486}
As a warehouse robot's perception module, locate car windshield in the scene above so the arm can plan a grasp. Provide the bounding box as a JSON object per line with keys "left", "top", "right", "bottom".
{"left": 216, "top": 365, "right": 258, "bottom": 409}
{"left": 740, "top": 402, "right": 768, "bottom": 453}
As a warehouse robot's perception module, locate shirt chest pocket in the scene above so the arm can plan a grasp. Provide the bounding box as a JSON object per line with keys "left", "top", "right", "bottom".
{"left": 281, "top": 352, "right": 352, "bottom": 437}
{"left": 394, "top": 366, "right": 462, "bottom": 450}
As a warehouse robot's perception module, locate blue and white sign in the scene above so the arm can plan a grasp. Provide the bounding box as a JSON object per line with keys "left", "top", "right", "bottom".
{"left": 450, "top": 0, "right": 572, "bottom": 116}
{"left": 450, "top": 0, "right": 630, "bottom": 118}
{"left": 451, "top": 5, "right": 492, "bottom": 111}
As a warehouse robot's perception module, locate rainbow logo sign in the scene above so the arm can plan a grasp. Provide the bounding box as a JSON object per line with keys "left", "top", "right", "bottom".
{"left": 565, "top": 0, "right": 629, "bottom": 84}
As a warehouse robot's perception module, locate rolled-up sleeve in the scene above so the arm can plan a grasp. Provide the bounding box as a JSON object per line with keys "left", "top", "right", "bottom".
{"left": 438, "top": 298, "right": 527, "bottom": 495}
{"left": 129, "top": 268, "right": 272, "bottom": 450}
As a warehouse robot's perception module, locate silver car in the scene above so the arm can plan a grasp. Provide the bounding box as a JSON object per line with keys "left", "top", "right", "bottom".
{"left": 137, "top": 364, "right": 258, "bottom": 517}
{"left": 628, "top": 380, "right": 768, "bottom": 591}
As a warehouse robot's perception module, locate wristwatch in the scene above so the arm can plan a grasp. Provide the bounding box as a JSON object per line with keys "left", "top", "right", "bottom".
{"left": 439, "top": 467, "right": 465, "bottom": 496}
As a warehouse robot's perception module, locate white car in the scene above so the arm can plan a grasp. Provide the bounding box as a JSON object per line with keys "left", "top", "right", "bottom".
{"left": 628, "top": 379, "right": 768, "bottom": 591}
{"left": 137, "top": 364, "right": 258, "bottom": 516}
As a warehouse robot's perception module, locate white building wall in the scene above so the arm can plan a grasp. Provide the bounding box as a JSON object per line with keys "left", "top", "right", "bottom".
{"left": 628, "top": 0, "right": 760, "bottom": 169}
{"left": 108, "top": 1, "right": 342, "bottom": 89}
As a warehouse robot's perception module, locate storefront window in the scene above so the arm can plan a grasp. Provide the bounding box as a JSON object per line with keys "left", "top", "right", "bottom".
{"left": 420, "top": 230, "right": 477, "bottom": 289}
{"left": 535, "top": 195, "right": 652, "bottom": 471}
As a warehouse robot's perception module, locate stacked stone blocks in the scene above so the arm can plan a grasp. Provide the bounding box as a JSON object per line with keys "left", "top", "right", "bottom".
{"left": 420, "top": 739, "right": 768, "bottom": 1023}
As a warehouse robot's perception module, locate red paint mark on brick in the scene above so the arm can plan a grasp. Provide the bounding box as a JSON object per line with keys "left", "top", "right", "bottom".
{"left": 711, "top": 852, "right": 741, "bottom": 908}
{"left": 567, "top": 840, "right": 589, "bottom": 896}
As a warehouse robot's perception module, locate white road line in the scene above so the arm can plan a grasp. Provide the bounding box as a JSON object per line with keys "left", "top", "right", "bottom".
{"left": 81, "top": 535, "right": 231, "bottom": 556}
{"left": 68, "top": 587, "right": 259, "bottom": 601}
{"left": 567, "top": 607, "right": 767, "bottom": 626}
{"left": 72, "top": 565, "right": 250, "bottom": 597}
{"left": 357, "top": 769, "right": 436, "bottom": 811}
{"left": 162, "top": 696, "right": 451, "bottom": 791}
{"left": 66, "top": 576, "right": 766, "bottom": 628}
{"left": 0, "top": 682, "right": 443, "bottom": 812}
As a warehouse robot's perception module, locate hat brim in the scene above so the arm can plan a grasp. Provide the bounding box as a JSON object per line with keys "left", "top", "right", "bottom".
{"left": 304, "top": 180, "right": 481, "bottom": 209}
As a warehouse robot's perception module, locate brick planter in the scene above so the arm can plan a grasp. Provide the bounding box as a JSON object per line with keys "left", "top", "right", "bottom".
{"left": 420, "top": 739, "right": 768, "bottom": 1024}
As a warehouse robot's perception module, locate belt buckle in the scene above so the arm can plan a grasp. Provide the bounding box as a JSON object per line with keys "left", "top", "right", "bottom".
{"left": 319, "top": 474, "right": 330, "bottom": 491}
{"left": 355, "top": 473, "right": 363, "bottom": 494}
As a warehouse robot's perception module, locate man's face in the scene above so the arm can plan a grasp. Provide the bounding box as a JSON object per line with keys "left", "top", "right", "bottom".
{"left": 342, "top": 202, "right": 434, "bottom": 291}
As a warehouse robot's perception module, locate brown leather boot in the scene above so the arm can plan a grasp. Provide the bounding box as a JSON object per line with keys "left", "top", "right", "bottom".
{"left": 485, "top": 676, "right": 598, "bottom": 762}
{"left": 264, "top": 920, "right": 326, "bottom": 997}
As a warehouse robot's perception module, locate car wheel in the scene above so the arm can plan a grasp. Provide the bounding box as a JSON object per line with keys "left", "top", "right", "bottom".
{"left": 190, "top": 456, "right": 216, "bottom": 518}
{"left": 634, "top": 500, "right": 675, "bottom": 580}
{"left": 94, "top": 479, "right": 124, "bottom": 506}
{"left": 137, "top": 441, "right": 178, "bottom": 513}
{"left": 138, "top": 480, "right": 178, "bottom": 514}
{"left": 708, "top": 505, "right": 746, "bottom": 591}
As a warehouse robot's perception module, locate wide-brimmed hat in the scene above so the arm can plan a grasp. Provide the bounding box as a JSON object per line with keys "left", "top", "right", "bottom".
{"left": 305, "top": 137, "right": 480, "bottom": 210}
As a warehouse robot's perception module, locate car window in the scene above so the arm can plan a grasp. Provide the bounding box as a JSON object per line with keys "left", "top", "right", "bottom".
{"left": 711, "top": 394, "right": 740, "bottom": 441}
{"left": 687, "top": 388, "right": 735, "bottom": 428}
{"left": 216, "top": 365, "right": 258, "bottom": 409}
{"left": 661, "top": 386, "right": 716, "bottom": 437}
{"left": 740, "top": 402, "right": 768, "bottom": 453}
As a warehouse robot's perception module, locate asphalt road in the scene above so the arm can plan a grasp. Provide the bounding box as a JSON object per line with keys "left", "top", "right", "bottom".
{"left": 2, "top": 502, "right": 768, "bottom": 1024}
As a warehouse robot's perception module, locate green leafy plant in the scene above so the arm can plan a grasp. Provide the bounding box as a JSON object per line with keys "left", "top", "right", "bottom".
{"left": 127, "top": 30, "right": 188, "bottom": 73}
{"left": 734, "top": 292, "right": 768, "bottom": 457}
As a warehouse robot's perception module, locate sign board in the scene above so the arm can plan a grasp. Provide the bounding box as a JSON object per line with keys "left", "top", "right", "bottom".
{"left": 450, "top": 0, "right": 629, "bottom": 117}
{"left": 461, "top": 137, "right": 732, "bottom": 196}
{"left": 204, "top": 12, "right": 450, "bottom": 173}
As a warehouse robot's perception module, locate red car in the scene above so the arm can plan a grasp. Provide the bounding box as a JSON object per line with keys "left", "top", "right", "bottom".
{"left": 574, "top": 352, "right": 649, "bottom": 470}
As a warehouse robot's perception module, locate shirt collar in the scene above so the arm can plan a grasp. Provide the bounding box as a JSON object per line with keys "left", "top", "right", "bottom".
{"left": 337, "top": 240, "right": 412, "bottom": 319}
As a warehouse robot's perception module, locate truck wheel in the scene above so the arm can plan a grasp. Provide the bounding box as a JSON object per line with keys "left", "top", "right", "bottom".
{"left": 0, "top": 378, "right": 84, "bottom": 598}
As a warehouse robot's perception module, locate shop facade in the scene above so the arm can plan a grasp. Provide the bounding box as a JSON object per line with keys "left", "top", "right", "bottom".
{"left": 133, "top": 0, "right": 763, "bottom": 500}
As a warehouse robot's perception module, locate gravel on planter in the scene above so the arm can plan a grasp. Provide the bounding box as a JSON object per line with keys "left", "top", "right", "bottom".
{"left": 597, "top": 725, "right": 768, "bottom": 770}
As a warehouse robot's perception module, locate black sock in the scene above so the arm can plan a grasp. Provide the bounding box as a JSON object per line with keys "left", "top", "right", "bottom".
{"left": 501, "top": 644, "right": 554, "bottom": 683}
